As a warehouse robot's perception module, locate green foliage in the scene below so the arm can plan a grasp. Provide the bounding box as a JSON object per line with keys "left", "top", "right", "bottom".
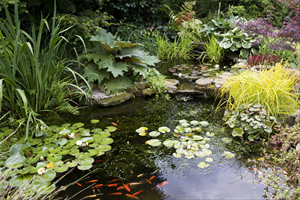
{"left": 223, "top": 104, "right": 274, "bottom": 141}
{"left": 0, "top": 122, "right": 115, "bottom": 197}
{"left": 201, "top": 34, "right": 225, "bottom": 63}
{"left": 216, "top": 63, "right": 300, "bottom": 120}
{"left": 80, "top": 29, "right": 160, "bottom": 95}
{"left": 145, "top": 69, "right": 168, "bottom": 99}
{"left": 0, "top": 0, "right": 91, "bottom": 139}
{"left": 155, "top": 32, "right": 195, "bottom": 60}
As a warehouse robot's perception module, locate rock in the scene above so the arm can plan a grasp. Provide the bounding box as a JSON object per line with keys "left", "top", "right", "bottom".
{"left": 286, "top": 109, "right": 300, "bottom": 126}
{"left": 126, "top": 87, "right": 142, "bottom": 96}
{"left": 97, "top": 92, "right": 134, "bottom": 106}
{"left": 165, "top": 79, "right": 179, "bottom": 94}
{"left": 142, "top": 88, "right": 156, "bottom": 96}
{"left": 195, "top": 78, "right": 213, "bottom": 94}
{"left": 202, "top": 73, "right": 211, "bottom": 77}
{"left": 136, "top": 81, "right": 146, "bottom": 90}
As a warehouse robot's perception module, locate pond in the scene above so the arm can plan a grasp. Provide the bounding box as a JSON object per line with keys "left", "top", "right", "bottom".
{"left": 42, "top": 97, "right": 267, "bottom": 199}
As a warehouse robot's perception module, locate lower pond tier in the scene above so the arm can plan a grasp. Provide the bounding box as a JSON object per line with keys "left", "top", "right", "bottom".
{"left": 42, "top": 97, "right": 267, "bottom": 199}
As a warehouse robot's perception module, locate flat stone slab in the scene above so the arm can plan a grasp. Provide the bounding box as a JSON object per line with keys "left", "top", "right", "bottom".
{"left": 165, "top": 79, "right": 179, "bottom": 94}
{"left": 195, "top": 78, "right": 213, "bottom": 86}
{"left": 97, "top": 92, "right": 134, "bottom": 106}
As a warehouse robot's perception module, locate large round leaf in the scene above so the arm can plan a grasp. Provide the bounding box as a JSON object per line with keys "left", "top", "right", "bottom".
{"left": 47, "top": 154, "right": 62, "bottom": 162}
{"left": 95, "top": 145, "right": 111, "bottom": 152}
{"left": 36, "top": 183, "right": 56, "bottom": 195}
{"left": 163, "top": 140, "right": 175, "bottom": 147}
{"left": 149, "top": 131, "right": 160, "bottom": 137}
{"left": 81, "top": 137, "right": 94, "bottom": 143}
{"left": 100, "top": 138, "right": 114, "bottom": 145}
{"left": 54, "top": 164, "right": 68, "bottom": 173}
{"left": 66, "top": 160, "right": 78, "bottom": 168}
{"left": 35, "top": 170, "right": 56, "bottom": 183}
{"left": 59, "top": 129, "right": 71, "bottom": 135}
{"left": 146, "top": 139, "right": 161, "bottom": 147}
{"left": 105, "top": 126, "right": 117, "bottom": 132}
{"left": 199, "top": 121, "right": 209, "bottom": 127}
{"left": 78, "top": 158, "right": 94, "bottom": 166}
{"left": 232, "top": 128, "right": 243, "bottom": 137}
{"left": 80, "top": 130, "right": 91, "bottom": 136}
{"left": 55, "top": 138, "right": 68, "bottom": 146}
{"left": 78, "top": 164, "right": 93, "bottom": 170}
{"left": 158, "top": 127, "right": 170, "bottom": 133}
{"left": 10, "top": 174, "right": 33, "bottom": 187}
{"left": 72, "top": 122, "right": 85, "bottom": 128}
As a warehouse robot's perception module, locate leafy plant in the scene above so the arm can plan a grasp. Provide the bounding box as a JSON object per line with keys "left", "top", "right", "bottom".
{"left": 0, "top": 121, "right": 116, "bottom": 196}
{"left": 216, "top": 63, "right": 300, "bottom": 120}
{"left": 80, "top": 29, "right": 160, "bottom": 95}
{"left": 0, "top": 0, "right": 91, "bottom": 139}
{"left": 145, "top": 70, "right": 168, "bottom": 99}
{"left": 201, "top": 34, "right": 225, "bottom": 63}
{"left": 223, "top": 104, "right": 274, "bottom": 141}
{"left": 155, "top": 32, "right": 195, "bottom": 60}
{"left": 247, "top": 53, "right": 281, "bottom": 67}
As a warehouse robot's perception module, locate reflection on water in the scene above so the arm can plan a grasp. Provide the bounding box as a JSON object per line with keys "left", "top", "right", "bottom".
{"left": 43, "top": 97, "right": 266, "bottom": 199}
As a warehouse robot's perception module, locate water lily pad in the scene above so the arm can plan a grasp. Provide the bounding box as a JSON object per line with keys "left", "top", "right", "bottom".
{"left": 139, "top": 132, "right": 147, "bottom": 136}
{"left": 105, "top": 126, "right": 117, "bottom": 132}
{"left": 192, "top": 127, "right": 202, "bottom": 132}
{"left": 36, "top": 183, "right": 56, "bottom": 195}
{"left": 158, "top": 127, "right": 170, "bottom": 133}
{"left": 55, "top": 138, "right": 68, "bottom": 146}
{"left": 88, "top": 149, "right": 99, "bottom": 156}
{"left": 47, "top": 154, "right": 62, "bottom": 162}
{"left": 193, "top": 135, "right": 203, "bottom": 140}
{"left": 78, "top": 158, "right": 94, "bottom": 166}
{"left": 146, "top": 139, "right": 161, "bottom": 147}
{"left": 222, "top": 151, "right": 235, "bottom": 159}
{"left": 97, "top": 151, "right": 105, "bottom": 156}
{"left": 66, "top": 160, "right": 78, "bottom": 167}
{"left": 49, "top": 147, "right": 61, "bottom": 154}
{"left": 181, "top": 122, "right": 190, "bottom": 127}
{"left": 179, "top": 120, "right": 188, "bottom": 124}
{"left": 175, "top": 125, "right": 184, "bottom": 133}
{"left": 136, "top": 128, "right": 145, "bottom": 134}
{"left": 195, "top": 151, "right": 205, "bottom": 157}
{"left": 95, "top": 144, "right": 111, "bottom": 152}
{"left": 184, "top": 127, "right": 192, "bottom": 133}
{"left": 78, "top": 164, "right": 93, "bottom": 170}
{"left": 57, "top": 150, "right": 69, "bottom": 155}
{"left": 81, "top": 137, "right": 94, "bottom": 143}
{"left": 69, "top": 149, "right": 80, "bottom": 155}
{"left": 197, "top": 162, "right": 210, "bottom": 169}
{"left": 61, "top": 123, "right": 71, "bottom": 127}
{"left": 99, "top": 131, "right": 111, "bottom": 138}
{"left": 200, "top": 144, "right": 210, "bottom": 149}
{"left": 206, "top": 132, "right": 215, "bottom": 137}
{"left": 202, "top": 149, "right": 212, "bottom": 156}
{"left": 184, "top": 152, "right": 194, "bottom": 159}
{"left": 149, "top": 131, "right": 160, "bottom": 137}
{"left": 90, "top": 119, "right": 99, "bottom": 124}
{"left": 80, "top": 130, "right": 91, "bottom": 136}
{"left": 205, "top": 157, "right": 213, "bottom": 162}
{"left": 35, "top": 170, "right": 56, "bottom": 183}
{"left": 190, "top": 121, "right": 200, "bottom": 125}
{"left": 173, "top": 153, "right": 182, "bottom": 158}
{"left": 199, "top": 121, "right": 209, "bottom": 127}
{"left": 100, "top": 137, "right": 114, "bottom": 145}
{"left": 10, "top": 174, "right": 33, "bottom": 187}
{"left": 72, "top": 123, "right": 85, "bottom": 128}
{"left": 54, "top": 164, "right": 68, "bottom": 173}
{"left": 176, "top": 148, "right": 185, "bottom": 154}
{"left": 221, "top": 137, "right": 233, "bottom": 143}
{"left": 163, "top": 140, "right": 175, "bottom": 147}
{"left": 92, "top": 128, "right": 103, "bottom": 133}
{"left": 59, "top": 129, "right": 71, "bottom": 135}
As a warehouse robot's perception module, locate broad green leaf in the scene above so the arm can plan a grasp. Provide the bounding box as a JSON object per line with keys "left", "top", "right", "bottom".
{"left": 197, "top": 162, "right": 210, "bottom": 169}
{"left": 105, "top": 76, "right": 132, "bottom": 95}
{"left": 100, "top": 138, "right": 114, "bottom": 145}
{"left": 59, "top": 129, "right": 71, "bottom": 135}
{"left": 78, "top": 164, "right": 93, "bottom": 171}
{"left": 106, "top": 62, "right": 128, "bottom": 78}
{"left": 149, "top": 131, "right": 160, "bottom": 137}
{"left": 221, "top": 137, "right": 232, "bottom": 143}
{"left": 91, "top": 119, "right": 99, "bottom": 124}
{"left": 80, "top": 130, "right": 91, "bottom": 136}
{"left": 55, "top": 138, "right": 68, "bottom": 146}
{"left": 146, "top": 139, "right": 161, "bottom": 147}
{"left": 78, "top": 158, "right": 94, "bottom": 166}
{"left": 199, "top": 121, "right": 209, "bottom": 127}
{"left": 83, "top": 64, "right": 110, "bottom": 83}
{"left": 47, "top": 154, "right": 62, "bottom": 162}
{"left": 205, "top": 157, "right": 213, "bottom": 162}
{"left": 35, "top": 170, "right": 56, "bottom": 183}
{"left": 158, "top": 127, "right": 170, "bottom": 133}
{"left": 195, "top": 151, "right": 205, "bottom": 157}
{"left": 81, "top": 137, "right": 94, "bottom": 143}
{"left": 222, "top": 151, "right": 235, "bottom": 159}
{"left": 172, "top": 153, "right": 182, "bottom": 158}
{"left": 232, "top": 128, "right": 243, "bottom": 137}
{"left": 73, "top": 123, "right": 85, "bottom": 128}
{"left": 66, "top": 160, "right": 78, "bottom": 168}
{"left": 90, "top": 29, "right": 116, "bottom": 52}
{"left": 163, "top": 140, "right": 175, "bottom": 147}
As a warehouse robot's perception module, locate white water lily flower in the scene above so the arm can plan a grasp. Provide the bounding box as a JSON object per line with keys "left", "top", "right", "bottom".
{"left": 82, "top": 142, "right": 89, "bottom": 147}
{"left": 68, "top": 132, "right": 75, "bottom": 139}
{"left": 76, "top": 140, "right": 83, "bottom": 146}
{"left": 40, "top": 156, "right": 44, "bottom": 161}
{"left": 37, "top": 168, "right": 45, "bottom": 175}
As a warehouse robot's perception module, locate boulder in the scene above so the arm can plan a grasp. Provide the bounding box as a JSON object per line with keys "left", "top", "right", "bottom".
{"left": 165, "top": 79, "right": 179, "bottom": 94}
{"left": 286, "top": 109, "right": 300, "bottom": 126}
{"left": 97, "top": 92, "right": 134, "bottom": 106}
{"left": 142, "top": 88, "right": 156, "bottom": 96}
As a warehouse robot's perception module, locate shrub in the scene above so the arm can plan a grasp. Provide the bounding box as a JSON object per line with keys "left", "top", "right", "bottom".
{"left": 217, "top": 63, "right": 300, "bottom": 120}
{"left": 247, "top": 53, "right": 281, "bottom": 67}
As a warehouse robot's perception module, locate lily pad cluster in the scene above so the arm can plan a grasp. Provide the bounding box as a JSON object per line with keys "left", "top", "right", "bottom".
{"left": 169, "top": 64, "right": 218, "bottom": 80}
{"left": 223, "top": 103, "right": 274, "bottom": 141}
{"left": 137, "top": 120, "right": 218, "bottom": 169}
{"left": 1, "top": 120, "right": 115, "bottom": 196}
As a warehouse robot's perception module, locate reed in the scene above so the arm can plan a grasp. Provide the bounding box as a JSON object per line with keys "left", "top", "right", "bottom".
{"left": 200, "top": 34, "right": 225, "bottom": 63}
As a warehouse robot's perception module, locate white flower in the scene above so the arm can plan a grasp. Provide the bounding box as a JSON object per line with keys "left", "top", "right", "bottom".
{"left": 178, "top": 73, "right": 182, "bottom": 77}
{"left": 76, "top": 140, "right": 83, "bottom": 146}
{"left": 37, "top": 168, "right": 45, "bottom": 175}
{"left": 40, "top": 156, "right": 44, "bottom": 161}
{"left": 68, "top": 132, "right": 75, "bottom": 139}
{"left": 82, "top": 142, "right": 89, "bottom": 147}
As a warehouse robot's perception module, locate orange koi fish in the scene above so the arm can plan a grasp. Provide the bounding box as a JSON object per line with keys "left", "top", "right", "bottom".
{"left": 92, "top": 184, "right": 104, "bottom": 188}
{"left": 137, "top": 174, "right": 144, "bottom": 177}
{"left": 155, "top": 181, "right": 168, "bottom": 188}
{"left": 122, "top": 182, "right": 130, "bottom": 192}
{"left": 76, "top": 182, "right": 82, "bottom": 186}
{"left": 116, "top": 128, "right": 120, "bottom": 131}
{"left": 117, "top": 185, "right": 124, "bottom": 190}
{"left": 126, "top": 194, "right": 138, "bottom": 199}
{"left": 109, "top": 192, "right": 122, "bottom": 195}
{"left": 149, "top": 176, "right": 155, "bottom": 181}
{"left": 112, "top": 123, "right": 118, "bottom": 126}
{"left": 106, "top": 183, "right": 119, "bottom": 187}
{"left": 132, "top": 190, "right": 143, "bottom": 196}
{"left": 95, "top": 159, "right": 104, "bottom": 163}
{"left": 145, "top": 178, "right": 152, "bottom": 184}
{"left": 86, "top": 180, "right": 98, "bottom": 183}
{"left": 109, "top": 179, "right": 118, "bottom": 183}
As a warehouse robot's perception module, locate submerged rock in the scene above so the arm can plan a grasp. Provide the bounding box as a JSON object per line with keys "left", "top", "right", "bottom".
{"left": 97, "top": 92, "right": 134, "bottom": 106}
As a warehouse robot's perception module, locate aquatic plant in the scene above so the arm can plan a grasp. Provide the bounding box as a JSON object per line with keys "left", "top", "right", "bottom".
{"left": 136, "top": 119, "right": 235, "bottom": 169}
{"left": 80, "top": 29, "right": 160, "bottom": 95}
{"left": 200, "top": 34, "right": 225, "bottom": 63}
{"left": 217, "top": 63, "right": 300, "bottom": 120}
{"left": 223, "top": 104, "right": 274, "bottom": 141}
{"left": 0, "top": 121, "right": 115, "bottom": 195}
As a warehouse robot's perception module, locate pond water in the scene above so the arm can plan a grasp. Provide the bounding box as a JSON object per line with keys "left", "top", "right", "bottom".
{"left": 43, "top": 97, "right": 267, "bottom": 199}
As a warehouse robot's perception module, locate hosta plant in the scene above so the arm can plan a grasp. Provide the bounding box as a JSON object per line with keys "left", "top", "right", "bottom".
{"left": 223, "top": 104, "right": 274, "bottom": 141}
{"left": 80, "top": 29, "right": 160, "bottom": 95}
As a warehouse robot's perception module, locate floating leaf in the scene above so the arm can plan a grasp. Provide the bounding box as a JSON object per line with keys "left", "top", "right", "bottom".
{"left": 35, "top": 170, "right": 56, "bottom": 183}
{"left": 184, "top": 152, "right": 194, "bottom": 159}
{"left": 184, "top": 127, "right": 192, "bottom": 133}
{"left": 55, "top": 138, "right": 68, "bottom": 146}
{"left": 200, "top": 144, "right": 210, "bottom": 149}
{"left": 66, "top": 160, "right": 78, "bottom": 168}
{"left": 80, "top": 130, "right": 91, "bottom": 136}
{"left": 100, "top": 138, "right": 114, "bottom": 145}
{"left": 149, "top": 131, "right": 160, "bottom": 137}
{"left": 146, "top": 139, "right": 161, "bottom": 147}
{"left": 181, "top": 122, "right": 190, "bottom": 127}
{"left": 205, "top": 157, "right": 213, "bottom": 162}
{"left": 193, "top": 135, "right": 203, "bottom": 140}
{"left": 199, "top": 121, "right": 209, "bottom": 127}
{"left": 202, "top": 149, "right": 212, "bottom": 156}
{"left": 136, "top": 128, "right": 145, "bottom": 134}
{"left": 173, "top": 153, "right": 182, "bottom": 158}
{"left": 73, "top": 123, "right": 85, "bottom": 128}
{"left": 10, "top": 174, "right": 33, "bottom": 187}
{"left": 190, "top": 121, "right": 200, "bottom": 125}
{"left": 206, "top": 132, "right": 215, "bottom": 137}
{"left": 176, "top": 148, "right": 185, "bottom": 154}
{"left": 195, "top": 151, "right": 205, "bottom": 157}
{"left": 158, "top": 127, "right": 170, "bottom": 133}
{"left": 81, "top": 137, "right": 94, "bottom": 143}
{"left": 95, "top": 144, "right": 111, "bottom": 151}
{"left": 47, "top": 154, "right": 62, "bottom": 162}
{"left": 78, "top": 158, "right": 94, "bottom": 166}
{"left": 54, "top": 164, "right": 68, "bottom": 173}
{"left": 105, "top": 126, "right": 117, "bottom": 132}
{"left": 179, "top": 120, "right": 188, "bottom": 124}
{"left": 139, "top": 132, "right": 147, "bottom": 136}
{"left": 163, "top": 140, "right": 175, "bottom": 147}
{"left": 78, "top": 164, "right": 93, "bottom": 170}
{"left": 92, "top": 128, "right": 103, "bottom": 133}
{"left": 192, "top": 127, "right": 202, "bottom": 132}
{"left": 197, "top": 162, "right": 210, "bottom": 169}
{"left": 221, "top": 137, "right": 232, "bottom": 143}
{"left": 90, "top": 119, "right": 99, "bottom": 124}
{"left": 59, "top": 129, "right": 71, "bottom": 135}
{"left": 61, "top": 123, "right": 71, "bottom": 127}
{"left": 222, "top": 151, "right": 235, "bottom": 159}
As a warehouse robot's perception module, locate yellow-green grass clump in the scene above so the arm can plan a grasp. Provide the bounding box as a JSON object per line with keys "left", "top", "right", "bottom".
{"left": 218, "top": 63, "right": 300, "bottom": 119}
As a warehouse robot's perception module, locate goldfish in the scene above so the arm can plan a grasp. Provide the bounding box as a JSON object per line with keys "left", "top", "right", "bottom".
{"left": 95, "top": 159, "right": 104, "bottom": 163}
{"left": 129, "top": 182, "right": 143, "bottom": 186}
{"left": 106, "top": 183, "right": 119, "bottom": 187}
{"left": 137, "top": 174, "right": 144, "bottom": 177}
{"left": 132, "top": 190, "right": 143, "bottom": 196}
{"left": 112, "top": 123, "right": 118, "bottom": 126}
{"left": 76, "top": 182, "right": 82, "bottom": 186}
{"left": 92, "top": 184, "right": 103, "bottom": 188}
{"left": 86, "top": 180, "right": 98, "bottom": 183}
{"left": 122, "top": 182, "right": 130, "bottom": 192}
{"left": 116, "top": 128, "right": 120, "bottom": 131}
{"left": 155, "top": 181, "right": 168, "bottom": 188}
{"left": 109, "top": 179, "right": 118, "bottom": 183}
{"left": 145, "top": 178, "right": 152, "bottom": 184}
{"left": 117, "top": 185, "right": 124, "bottom": 190}
{"left": 109, "top": 192, "right": 122, "bottom": 195}
{"left": 126, "top": 194, "right": 138, "bottom": 199}
{"left": 149, "top": 176, "right": 155, "bottom": 181}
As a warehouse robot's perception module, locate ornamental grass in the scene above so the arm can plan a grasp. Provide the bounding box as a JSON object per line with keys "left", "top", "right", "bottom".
{"left": 217, "top": 62, "right": 300, "bottom": 120}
